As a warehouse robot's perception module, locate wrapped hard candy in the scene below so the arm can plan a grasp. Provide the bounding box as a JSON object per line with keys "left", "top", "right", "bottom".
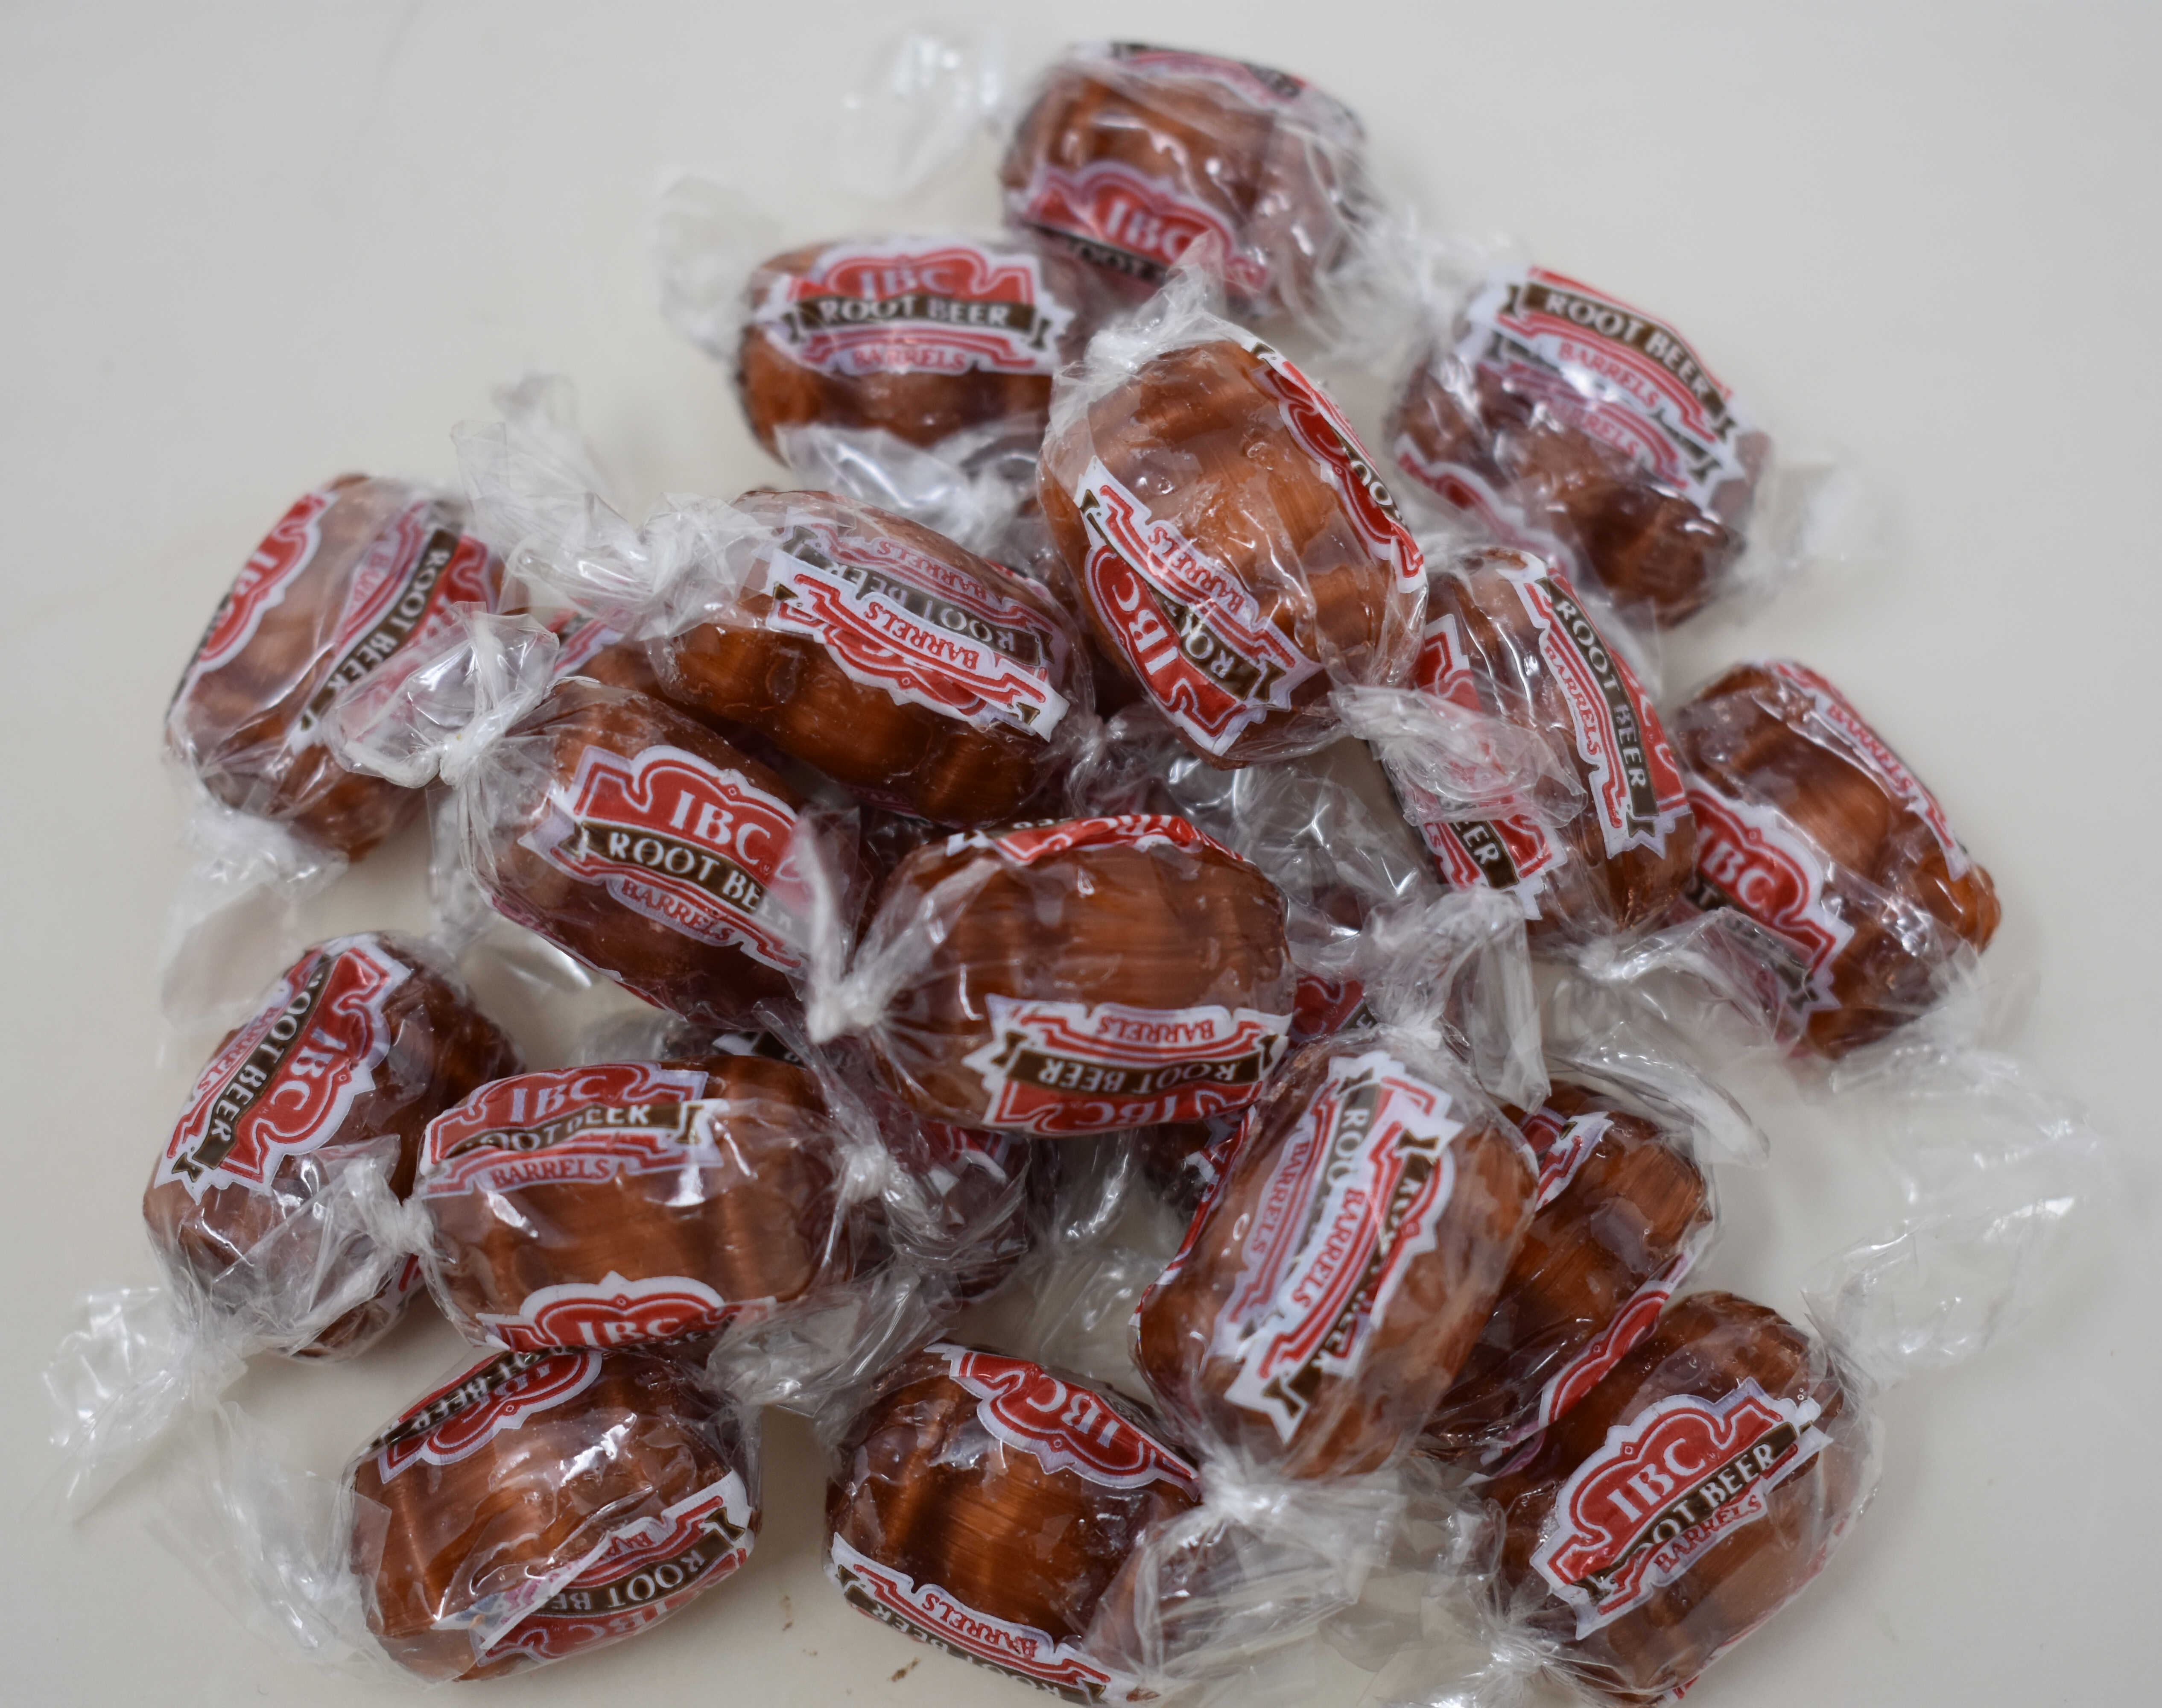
{"left": 1481, "top": 1291, "right": 1866, "bottom": 1704}
{"left": 1387, "top": 267, "right": 1771, "bottom": 629}
{"left": 1422, "top": 1078, "right": 1714, "bottom": 1464}
{"left": 1670, "top": 659, "right": 1999, "bottom": 1056}
{"left": 353, "top": 1347, "right": 759, "bottom": 1679}
{"left": 736, "top": 236, "right": 1091, "bottom": 457}
{"left": 1134, "top": 1027, "right": 1537, "bottom": 1479}
{"left": 825, "top": 1342, "right": 1199, "bottom": 1703}
{"left": 826, "top": 814, "right": 1294, "bottom": 1136}
{"left": 651, "top": 489, "right": 1088, "bottom": 826}
{"left": 414, "top": 1053, "right": 857, "bottom": 1352}
{"left": 1039, "top": 327, "right": 1426, "bottom": 765}
{"left": 169, "top": 477, "right": 504, "bottom": 855}
{"left": 143, "top": 932, "right": 520, "bottom": 1357}
{"left": 1000, "top": 43, "right": 1370, "bottom": 327}
{"left": 1378, "top": 545, "right": 1695, "bottom": 943}
{"left": 469, "top": 676, "right": 815, "bottom": 1029}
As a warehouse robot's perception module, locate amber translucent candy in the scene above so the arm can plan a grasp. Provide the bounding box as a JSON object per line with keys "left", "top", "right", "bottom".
{"left": 170, "top": 476, "right": 500, "bottom": 856}
{"left": 353, "top": 1350, "right": 754, "bottom": 1680}
{"left": 652, "top": 491, "right": 1082, "bottom": 827}
{"left": 827, "top": 1348, "right": 1198, "bottom": 1658}
{"left": 1388, "top": 361, "right": 1771, "bottom": 629}
{"left": 1422, "top": 1081, "right": 1711, "bottom": 1457}
{"left": 1671, "top": 662, "right": 2001, "bottom": 1057}
{"left": 1485, "top": 1292, "right": 1866, "bottom": 1705}
{"left": 482, "top": 678, "right": 804, "bottom": 1028}
{"left": 1039, "top": 339, "right": 1408, "bottom": 765}
{"left": 142, "top": 936, "right": 520, "bottom": 1358}
{"left": 866, "top": 826, "right": 1293, "bottom": 1127}
{"left": 736, "top": 243, "right": 1095, "bottom": 457}
{"left": 424, "top": 1054, "right": 851, "bottom": 1345}
{"left": 1134, "top": 1038, "right": 1537, "bottom": 1478}
{"left": 1418, "top": 550, "right": 1696, "bottom": 939}
{"left": 999, "top": 56, "right": 1360, "bottom": 322}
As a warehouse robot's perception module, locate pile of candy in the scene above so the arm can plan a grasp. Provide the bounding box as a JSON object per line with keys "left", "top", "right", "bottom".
{"left": 50, "top": 37, "right": 2098, "bottom": 1708}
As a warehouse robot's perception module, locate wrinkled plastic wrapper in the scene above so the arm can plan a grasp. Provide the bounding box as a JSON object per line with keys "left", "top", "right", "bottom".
{"left": 1036, "top": 262, "right": 1429, "bottom": 766}
{"left": 821, "top": 1341, "right": 1402, "bottom": 1702}
{"left": 656, "top": 176, "right": 1100, "bottom": 540}
{"left": 1342, "top": 544, "right": 1699, "bottom": 950}
{"left": 803, "top": 810, "right": 1298, "bottom": 1137}
{"left": 162, "top": 1348, "right": 761, "bottom": 1681}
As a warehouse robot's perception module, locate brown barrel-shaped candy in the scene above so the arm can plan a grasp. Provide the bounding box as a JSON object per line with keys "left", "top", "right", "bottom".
{"left": 999, "top": 44, "right": 1367, "bottom": 325}
{"left": 1040, "top": 336, "right": 1426, "bottom": 766}
{"left": 475, "top": 676, "right": 809, "bottom": 1028}
{"left": 1134, "top": 1032, "right": 1537, "bottom": 1479}
{"left": 416, "top": 1054, "right": 853, "bottom": 1351}
{"left": 652, "top": 490, "right": 1085, "bottom": 827}
{"left": 169, "top": 476, "right": 505, "bottom": 856}
{"left": 143, "top": 933, "right": 520, "bottom": 1358}
{"left": 1670, "top": 660, "right": 2000, "bottom": 1057}
{"left": 1386, "top": 267, "right": 1771, "bottom": 629}
{"left": 1423, "top": 1079, "right": 1712, "bottom": 1461}
{"left": 858, "top": 815, "right": 1294, "bottom": 1135}
{"left": 1392, "top": 547, "right": 1695, "bottom": 942}
{"left": 1484, "top": 1292, "right": 1868, "bottom": 1705}
{"left": 826, "top": 1342, "right": 1199, "bottom": 1702}
{"left": 352, "top": 1347, "right": 759, "bottom": 1680}
{"left": 736, "top": 237, "right": 1090, "bottom": 457}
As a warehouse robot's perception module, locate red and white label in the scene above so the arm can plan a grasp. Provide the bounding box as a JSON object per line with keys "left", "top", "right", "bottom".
{"left": 964, "top": 994, "right": 1290, "bottom": 1136}
{"left": 1758, "top": 660, "right": 1975, "bottom": 879}
{"left": 176, "top": 486, "right": 338, "bottom": 701}
{"left": 764, "top": 512, "right": 1071, "bottom": 736}
{"left": 1454, "top": 266, "right": 1755, "bottom": 509}
{"left": 1207, "top": 1049, "right": 1465, "bottom": 1442}
{"left": 369, "top": 1349, "right": 604, "bottom": 1483}
{"left": 1013, "top": 157, "right": 1264, "bottom": 295}
{"left": 157, "top": 936, "right": 407, "bottom": 1199}
{"left": 1531, "top": 1378, "right": 1829, "bottom": 1638}
{"left": 947, "top": 812, "right": 1239, "bottom": 868}
{"left": 1075, "top": 457, "right": 1322, "bottom": 755}
{"left": 1237, "top": 333, "right": 1425, "bottom": 604}
{"left": 756, "top": 239, "right": 1070, "bottom": 379}
{"left": 295, "top": 504, "right": 499, "bottom": 738}
{"left": 1522, "top": 1106, "right": 1616, "bottom": 1209}
{"left": 420, "top": 1062, "right": 722, "bottom": 1194}
{"left": 828, "top": 1531, "right": 1137, "bottom": 1703}
{"left": 935, "top": 1344, "right": 1199, "bottom": 1494}
{"left": 1684, "top": 773, "right": 1853, "bottom": 1017}
{"left": 478, "top": 1273, "right": 759, "bottom": 1353}
{"left": 520, "top": 743, "right": 804, "bottom": 970}
{"left": 486, "top": 1471, "right": 756, "bottom": 1667}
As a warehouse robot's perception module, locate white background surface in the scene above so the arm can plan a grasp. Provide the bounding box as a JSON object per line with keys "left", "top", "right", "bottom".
{"left": 2, "top": 3, "right": 2156, "bottom": 1704}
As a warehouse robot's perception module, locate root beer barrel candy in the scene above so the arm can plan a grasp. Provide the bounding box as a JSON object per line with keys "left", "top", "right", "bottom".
{"left": 1039, "top": 330, "right": 1426, "bottom": 765}
{"left": 651, "top": 490, "right": 1087, "bottom": 826}
{"left": 1670, "top": 660, "right": 2000, "bottom": 1057}
{"left": 472, "top": 676, "right": 812, "bottom": 1028}
{"left": 1134, "top": 1030, "right": 1537, "bottom": 1479}
{"left": 1389, "top": 547, "right": 1695, "bottom": 943}
{"left": 1483, "top": 1292, "right": 1867, "bottom": 1704}
{"left": 415, "top": 1053, "right": 855, "bottom": 1351}
{"left": 826, "top": 1342, "right": 1200, "bottom": 1702}
{"left": 738, "top": 237, "right": 1087, "bottom": 457}
{"left": 842, "top": 814, "right": 1294, "bottom": 1135}
{"left": 1000, "top": 43, "right": 1370, "bottom": 325}
{"left": 353, "top": 1347, "right": 759, "bottom": 1679}
{"left": 169, "top": 477, "right": 504, "bottom": 855}
{"left": 143, "top": 933, "right": 520, "bottom": 1358}
{"left": 1387, "top": 268, "right": 1771, "bottom": 629}
{"left": 1423, "top": 1079, "right": 1713, "bottom": 1464}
